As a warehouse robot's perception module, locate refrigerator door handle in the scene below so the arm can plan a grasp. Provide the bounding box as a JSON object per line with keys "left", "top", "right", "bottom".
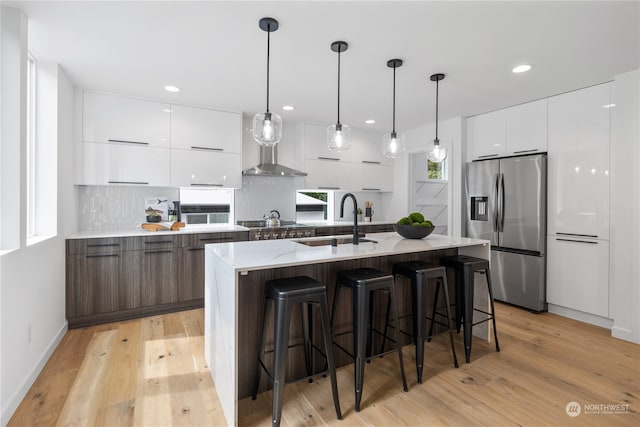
{"left": 492, "top": 173, "right": 500, "bottom": 233}
{"left": 499, "top": 173, "right": 505, "bottom": 232}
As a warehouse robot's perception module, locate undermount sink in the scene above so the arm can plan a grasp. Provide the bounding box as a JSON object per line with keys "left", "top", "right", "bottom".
{"left": 295, "top": 237, "right": 377, "bottom": 247}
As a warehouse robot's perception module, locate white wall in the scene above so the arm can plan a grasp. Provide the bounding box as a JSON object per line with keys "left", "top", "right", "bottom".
{"left": 610, "top": 69, "right": 640, "bottom": 344}
{"left": 0, "top": 7, "right": 76, "bottom": 422}
{"left": 384, "top": 117, "right": 465, "bottom": 236}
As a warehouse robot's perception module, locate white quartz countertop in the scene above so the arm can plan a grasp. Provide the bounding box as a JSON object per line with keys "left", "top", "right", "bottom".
{"left": 66, "top": 224, "right": 250, "bottom": 239}
{"left": 303, "top": 220, "right": 395, "bottom": 226}
{"left": 206, "top": 232, "right": 489, "bottom": 272}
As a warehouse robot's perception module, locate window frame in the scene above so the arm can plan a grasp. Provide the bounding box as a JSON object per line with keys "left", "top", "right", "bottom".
{"left": 26, "top": 52, "right": 37, "bottom": 238}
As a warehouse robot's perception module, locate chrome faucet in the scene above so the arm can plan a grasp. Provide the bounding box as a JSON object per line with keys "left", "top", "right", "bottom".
{"left": 340, "top": 193, "right": 359, "bottom": 245}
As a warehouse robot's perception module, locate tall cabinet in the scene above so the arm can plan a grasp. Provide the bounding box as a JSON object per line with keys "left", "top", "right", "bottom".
{"left": 546, "top": 82, "right": 612, "bottom": 320}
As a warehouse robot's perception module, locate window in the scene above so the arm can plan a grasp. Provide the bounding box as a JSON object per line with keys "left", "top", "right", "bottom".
{"left": 296, "top": 191, "right": 330, "bottom": 222}
{"left": 427, "top": 158, "right": 448, "bottom": 181}
{"left": 26, "top": 53, "right": 36, "bottom": 238}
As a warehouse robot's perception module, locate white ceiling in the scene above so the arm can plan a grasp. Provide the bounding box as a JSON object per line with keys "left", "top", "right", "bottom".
{"left": 8, "top": 1, "right": 640, "bottom": 134}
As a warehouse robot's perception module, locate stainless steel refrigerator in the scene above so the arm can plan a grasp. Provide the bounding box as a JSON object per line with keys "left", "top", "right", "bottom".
{"left": 465, "top": 154, "right": 547, "bottom": 312}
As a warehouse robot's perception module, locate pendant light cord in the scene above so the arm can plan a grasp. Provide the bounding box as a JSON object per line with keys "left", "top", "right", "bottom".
{"left": 266, "top": 24, "right": 271, "bottom": 113}
{"left": 337, "top": 49, "right": 341, "bottom": 126}
{"left": 392, "top": 64, "right": 397, "bottom": 134}
{"left": 434, "top": 78, "right": 439, "bottom": 144}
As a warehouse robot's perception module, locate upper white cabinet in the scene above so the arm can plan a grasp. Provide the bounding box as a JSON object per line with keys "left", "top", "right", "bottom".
{"left": 83, "top": 142, "right": 170, "bottom": 186}
{"left": 303, "top": 159, "right": 351, "bottom": 190}
{"left": 547, "top": 83, "right": 611, "bottom": 239}
{"left": 469, "top": 99, "right": 547, "bottom": 160}
{"left": 83, "top": 91, "right": 170, "bottom": 148}
{"left": 351, "top": 163, "right": 393, "bottom": 192}
{"left": 170, "top": 150, "right": 241, "bottom": 188}
{"left": 351, "top": 131, "right": 390, "bottom": 165}
{"left": 506, "top": 99, "right": 547, "bottom": 155}
{"left": 170, "top": 105, "right": 241, "bottom": 153}
{"left": 300, "top": 123, "right": 352, "bottom": 162}
{"left": 470, "top": 109, "right": 506, "bottom": 159}
{"left": 298, "top": 122, "right": 393, "bottom": 191}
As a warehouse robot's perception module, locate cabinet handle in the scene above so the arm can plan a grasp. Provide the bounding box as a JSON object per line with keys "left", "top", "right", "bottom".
{"left": 557, "top": 232, "right": 598, "bottom": 238}
{"left": 87, "top": 243, "right": 120, "bottom": 248}
{"left": 556, "top": 238, "right": 598, "bottom": 245}
{"left": 86, "top": 253, "right": 119, "bottom": 258}
{"left": 144, "top": 240, "right": 174, "bottom": 244}
{"left": 144, "top": 249, "right": 174, "bottom": 254}
{"left": 317, "top": 157, "right": 340, "bottom": 161}
{"left": 191, "top": 183, "right": 223, "bottom": 187}
{"left": 362, "top": 188, "right": 381, "bottom": 191}
{"left": 200, "top": 236, "right": 235, "bottom": 242}
{"left": 107, "top": 139, "right": 149, "bottom": 145}
{"left": 191, "top": 146, "right": 223, "bottom": 152}
{"left": 108, "top": 180, "right": 149, "bottom": 185}
{"left": 512, "top": 149, "right": 538, "bottom": 154}
{"left": 187, "top": 247, "right": 205, "bottom": 252}
{"left": 318, "top": 186, "right": 340, "bottom": 190}
{"left": 362, "top": 160, "right": 381, "bottom": 165}
{"left": 478, "top": 154, "right": 499, "bottom": 159}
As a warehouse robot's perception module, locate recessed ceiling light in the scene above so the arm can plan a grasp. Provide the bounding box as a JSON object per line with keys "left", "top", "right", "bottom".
{"left": 162, "top": 108, "right": 173, "bottom": 113}
{"left": 365, "top": 119, "right": 375, "bottom": 124}
{"left": 282, "top": 105, "right": 294, "bottom": 111}
{"left": 602, "top": 103, "right": 616, "bottom": 109}
{"left": 512, "top": 64, "right": 532, "bottom": 73}
{"left": 164, "top": 85, "right": 180, "bottom": 92}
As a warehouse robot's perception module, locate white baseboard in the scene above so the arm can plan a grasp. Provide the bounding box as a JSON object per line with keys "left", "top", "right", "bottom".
{"left": 1, "top": 321, "right": 68, "bottom": 427}
{"left": 547, "top": 304, "right": 613, "bottom": 329}
{"left": 611, "top": 326, "right": 639, "bottom": 344}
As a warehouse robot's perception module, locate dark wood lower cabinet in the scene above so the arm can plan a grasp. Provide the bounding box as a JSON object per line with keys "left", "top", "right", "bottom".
{"left": 66, "top": 231, "right": 248, "bottom": 328}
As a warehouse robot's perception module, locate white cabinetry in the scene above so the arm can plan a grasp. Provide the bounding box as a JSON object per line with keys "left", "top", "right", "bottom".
{"left": 469, "top": 99, "right": 547, "bottom": 160}
{"left": 351, "top": 163, "right": 393, "bottom": 192}
{"left": 506, "top": 99, "right": 547, "bottom": 155}
{"left": 83, "top": 91, "right": 170, "bottom": 147}
{"left": 299, "top": 123, "right": 393, "bottom": 191}
{"left": 79, "top": 90, "right": 243, "bottom": 188}
{"left": 547, "top": 83, "right": 610, "bottom": 239}
{"left": 83, "top": 142, "right": 170, "bottom": 186}
{"left": 301, "top": 123, "right": 351, "bottom": 162}
{"left": 470, "top": 109, "right": 506, "bottom": 159}
{"left": 170, "top": 150, "right": 241, "bottom": 188}
{"left": 547, "top": 236, "right": 610, "bottom": 318}
{"left": 303, "top": 159, "right": 351, "bottom": 190}
{"left": 170, "top": 105, "right": 241, "bottom": 153}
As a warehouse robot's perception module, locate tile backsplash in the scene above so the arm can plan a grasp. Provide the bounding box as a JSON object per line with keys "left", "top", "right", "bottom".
{"left": 234, "top": 176, "right": 303, "bottom": 221}
{"left": 78, "top": 185, "right": 179, "bottom": 231}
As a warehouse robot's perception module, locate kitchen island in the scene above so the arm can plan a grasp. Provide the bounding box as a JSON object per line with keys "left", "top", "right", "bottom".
{"left": 205, "top": 232, "right": 491, "bottom": 426}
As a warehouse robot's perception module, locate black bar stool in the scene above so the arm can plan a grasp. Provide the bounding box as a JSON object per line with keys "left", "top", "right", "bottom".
{"left": 440, "top": 255, "right": 500, "bottom": 363}
{"left": 330, "top": 268, "right": 408, "bottom": 412}
{"left": 386, "top": 260, "right": 459, "bottom": 383}
{"left": 252, "top": 276, "right": 341, "bottom": 427}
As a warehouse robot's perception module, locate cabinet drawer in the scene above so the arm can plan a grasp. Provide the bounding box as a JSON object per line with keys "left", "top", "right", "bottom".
{"left": 67, "top": 238, "right": 125, "bottom": 255}
{"left": 181, "top": 231, "right": 249, "bottom": 249}
{"left": 124, "top": 235, "right": 180, "bottom": 251}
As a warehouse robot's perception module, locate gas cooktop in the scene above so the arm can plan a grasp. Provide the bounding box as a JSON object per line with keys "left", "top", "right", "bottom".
{"left": 236, "top": 220, "right": 315, "bottom": 240}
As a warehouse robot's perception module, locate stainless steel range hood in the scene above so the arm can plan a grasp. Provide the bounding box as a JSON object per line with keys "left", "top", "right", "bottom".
{"left": 242, "top": 145, "right": 307, "bottom": 177}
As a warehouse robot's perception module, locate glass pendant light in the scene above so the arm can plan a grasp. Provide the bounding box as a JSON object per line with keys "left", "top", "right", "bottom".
{"left": 427, "top": 73, "right": 447, "bottom": 163}
{"left": 253, "top": 17, "right": 282, "bottom": 146}
{"left": 327, "top": 41, "right": 351, "bottom": 151}
{"left": 382, "top": 59, "right": 406, "bottom": 158}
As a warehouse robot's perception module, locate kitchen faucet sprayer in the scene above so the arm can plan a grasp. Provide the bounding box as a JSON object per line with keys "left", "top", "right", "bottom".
{"left": 340, "top": 193, "right": 359, "bottom": 245}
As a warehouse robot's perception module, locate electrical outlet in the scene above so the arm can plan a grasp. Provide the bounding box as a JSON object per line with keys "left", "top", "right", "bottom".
{"left": 27, "top": 324, "right": 31, "bottom": 344}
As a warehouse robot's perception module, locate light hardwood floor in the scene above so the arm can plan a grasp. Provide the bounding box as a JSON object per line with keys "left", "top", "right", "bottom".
{"left": 8, "top": 303, "right": 640, "bottom": 426}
